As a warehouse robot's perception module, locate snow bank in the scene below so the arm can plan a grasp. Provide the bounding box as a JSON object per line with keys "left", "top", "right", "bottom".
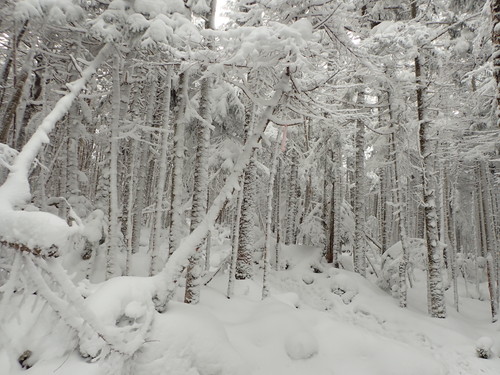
{"left": 4, "top": 244, "right": 500, "bottom": 375}
{"left": 133, "top": 302, "right": 249, "bottom": 375}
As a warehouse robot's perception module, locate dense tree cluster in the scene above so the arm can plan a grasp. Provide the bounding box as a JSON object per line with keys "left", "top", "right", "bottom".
{"left": 0, "top": 0, "right": 499, "bottom": 367}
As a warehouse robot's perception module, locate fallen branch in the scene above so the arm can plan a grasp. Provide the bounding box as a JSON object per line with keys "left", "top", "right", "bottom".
{"left": 0, "top": 240, "right": 59, "bottom": 258}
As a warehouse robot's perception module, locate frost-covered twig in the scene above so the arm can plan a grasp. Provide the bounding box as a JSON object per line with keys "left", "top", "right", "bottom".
{"left": 0, "top": 252, "right": 22, "bottom": 316}
{"left": 23, "top": 256, "right": 85, "bottom": 332}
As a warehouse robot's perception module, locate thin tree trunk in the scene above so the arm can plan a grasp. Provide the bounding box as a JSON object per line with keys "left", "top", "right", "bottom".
{"left": 478, "top": 161, "right": 499, "bottom": 321}
{"left": 262, "top": 131, "right": 281, "bottom": 299}
{"left": 447, "top": 178, "right": 459, "bottom": 312}
{"left": 169, "top": 71, "right": 189, "bottom": 255}
{"left": 0, "top": 51, "right": 33, "bottom": 145}
{"left": 285, "top": 151, "right": 299, "bottom": 245}
{"left": 379, "top": 164, "right": 388, "bottom": 255}
{"left": 274, "top": 157, "right": 282, "bottom": 270}
{"left": 66, "top": 104, "right": 80, "bottom": 196}
{"left": 392, "top": 133, "right": 410, "bottom": 308}
{"left": 185, "top": 74, "right": 213, "bottom": 304}
{"left": 106, "top": 53, "right": 122, "bottom": 279}
{"left": 125, "top": 140, "right": 139, "bottom": 256}
{"left": 0, "top": 20, "right": 28, "bottom": 112}
{"left": 227, "top": 186, "right": 243, "bottom": 298}
{"left": 332, "top": 141, "right": 343, "bottom": 268}
{"left": 150, "top": 66, "right": 173, "bottom": 275}
{"left": 492, "top": 0, "right": 500, "bottom": 128}
{"left": 130, "top": 70, "right": 158, "bottom": 258}
{"left": 353, "top": 90, "right": 366, "bottom": 276}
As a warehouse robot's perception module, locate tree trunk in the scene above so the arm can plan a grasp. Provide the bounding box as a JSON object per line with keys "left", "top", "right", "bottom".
{"left": 415, "top": 50, "right": 446, "bottom": 318}
{"left": 0, "top": 51, "right": 33, "bottom": 145}
{"left": 392, "top": 133, "right": 410, "bottom": 308}
{"left": 492, "top": 0, "right": 500, "bottom": 128}
{"left": 185, "top": 75, "right": 213, "bottom": 304}
{"left": 447, "top": 175, "right": 459, "bottom": 312}
{"left": 106, "top": 53, "right": 122, "bottom": 279}
{"left": 66, "top": 104, "right": 80, "bottom": 196}
{"left": 0, "top": 20, "right": 28, "bottom": 114}
{"left": 235, "top": 157, "right": 257, "bottom": 280}
{"left": 262, "top": 131, "right": 281, "bottom": 299}
{"left": 227, "top": 185, "right": 243, "bottom": 298}
{"left": 130, "top": 69, "right": 158, "bottom": 258}
{"left": 353, "top": 90, "right": 366, "bottom": 276}
{"left": 273, "top": 157, "right": 282, "bottom": 270}
{"left": 477, "top": 161, "right": 499, "bottom": 321}
{"left": 168, "top": 71, "right": 189, "bottom": 254}
{"left": 285, "top": 151, "right": 299, "bottom": 245}
{"left": 150, "top": 66, "right": 173, "bottom": 275}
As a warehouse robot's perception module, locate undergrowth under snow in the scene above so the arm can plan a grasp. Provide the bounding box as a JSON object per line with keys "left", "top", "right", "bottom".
{"left": 1, "top": 244, "right": 500, "bottom": 375}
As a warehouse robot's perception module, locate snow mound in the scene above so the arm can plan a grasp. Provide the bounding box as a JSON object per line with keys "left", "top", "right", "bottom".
{"left": 330, "top": 270, "right": 359, "bottom": 304}
{"left": 135, "top": 302, "right": 249, "bottom": 375}
{"left": 285, "top": 330, "right": 319, "bottom": 360}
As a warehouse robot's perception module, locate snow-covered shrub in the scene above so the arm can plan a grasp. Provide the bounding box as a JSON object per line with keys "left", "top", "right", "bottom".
{"left": 378, "top": 238, "right": 429, "bottom": 294}
{"left": 329, "top": 270, "right": 359, "bottom": 304}
{"left": 476, "top": 337, "right": 494, "bottom": 359}
{"left": 296, "top": 203, "right": 326, "bottom": 247}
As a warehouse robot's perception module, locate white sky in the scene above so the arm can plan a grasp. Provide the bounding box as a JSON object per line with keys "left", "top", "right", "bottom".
{"left": 215, "top": 0, "right": 229, "bottom": 28}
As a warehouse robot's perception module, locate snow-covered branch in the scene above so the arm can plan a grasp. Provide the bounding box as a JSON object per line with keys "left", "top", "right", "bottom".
{"left": 0, "top": 43, "right": 112, "bottom": 210}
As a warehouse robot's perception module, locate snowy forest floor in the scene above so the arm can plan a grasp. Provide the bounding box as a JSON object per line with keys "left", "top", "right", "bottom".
{"left": 2, "top": 244, "right": 500, "bottom": 375}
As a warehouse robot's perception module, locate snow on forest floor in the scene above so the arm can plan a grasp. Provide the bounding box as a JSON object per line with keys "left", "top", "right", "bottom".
{"left": 2, "top": 244, "right": 500, "bottom": 375}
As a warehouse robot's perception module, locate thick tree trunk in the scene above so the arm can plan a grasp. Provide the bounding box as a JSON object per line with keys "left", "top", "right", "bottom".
{"left": 415, "top": 51, "right": 446, "bottom": 318}
{"left": 235, "top": 157, "right": 257, "bottom": 280}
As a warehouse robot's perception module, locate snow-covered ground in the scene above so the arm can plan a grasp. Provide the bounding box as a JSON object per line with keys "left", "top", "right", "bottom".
{"left": 2, "top": 244, "right": 500, "bottom": 375}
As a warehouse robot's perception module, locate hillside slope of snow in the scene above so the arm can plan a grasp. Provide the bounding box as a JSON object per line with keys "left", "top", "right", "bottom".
{"left": 2, "top": 245, "right": 500, "bottom": 375}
